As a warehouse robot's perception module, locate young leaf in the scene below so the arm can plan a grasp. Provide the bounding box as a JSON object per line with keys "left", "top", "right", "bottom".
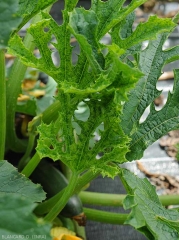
{"left": 0, "top": 0, "right": 22, "bottom": 49}
{"left": 0, "top": 194, "right": 52, "bottom": 239}
{"left": 36, "top": 94, "right": 130, "bottom": 177}
{"left": 112, "top": 15, "right": 176, "bottom": 50}
{"left": 91, "top": 0, "right": 147, "bottom": 40}
{"left": 69, "top": 7, "right": 104, "bottom": 72}
{"left": 16, "top": 0, "right": 57, "bottom": 32}
{"left": 0, "top": 160, "right": 46, "bottom": 202}
{"left": 120, "top": 169, "right": 179, "bottom": 240}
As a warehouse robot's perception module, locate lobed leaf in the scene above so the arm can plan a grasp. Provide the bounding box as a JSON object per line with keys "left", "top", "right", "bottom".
{"left": 113, "top": 15, "right": 175, "bottom": 50}
{"left": 127, "top": 70, "right": 179, "bottom": 160}
{"left": 91, "top": 0, "right": 147, "bottom": 40}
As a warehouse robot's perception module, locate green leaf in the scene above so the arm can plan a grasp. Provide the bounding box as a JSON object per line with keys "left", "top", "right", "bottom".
{"left": 68, "top": 8, "right": 104, "bottom": 72}
{"left": 126, "top": 67, "right": 179, "bottom": 161}
{"left": 0, "top": 0, "right": 22, "bottom": 49}
{"left": 16, "top": 0, "right": 57, "bottom": 32}
{"left": 112, "top": 15, "right": 176, "bottom": 50}
{"left": 91, "top": 0, "right": 147, "bottom": 40}
{"left": 9, "top": 12, "right": 73, "bottom": 82}
{"left": 0, "top": 160, "right": 46, "bottom": 202}
{"left": 121, "top": 31, "right": 179, "bottom": 135}
{"left": 0, "top": 194, "right": 52, "bottom": 239}
{"left": 36, "top": 98, "right": 130, "bottom": 176}
{"left": 121, "top": 168, "right": 179, "bottom": 240}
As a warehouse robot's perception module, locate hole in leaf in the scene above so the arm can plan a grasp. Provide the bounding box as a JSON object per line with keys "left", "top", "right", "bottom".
{"left": 44, "top": 27, "right": 50, "bottom": 32}
{"left": 33, "top": 47, "right": 41, "bottom": 59}
{"left": 139, "top": 105, "right": 150, "bottom": 123}
{"left": 142, "top": 40, "right": 149, "bottom": 50}
{"left": 46, "top": 34, "right": 60, "bottom": 68}
{"left": 74, "top": 101, "right": 90, "bottom": 122}
{"left": 51, "top": 34, "right": 58, "bottom": 44}
{"left": 162, "top": 61, "right": 179, "bottom": 73}
{"left": 89, "top": 123, "right": 104, "bottom": 150}
{"left": 51, "top": 50, "right": 60, "bottom": 68}
{"left": 71, "top": 37, "right": 80, "bottom": 65}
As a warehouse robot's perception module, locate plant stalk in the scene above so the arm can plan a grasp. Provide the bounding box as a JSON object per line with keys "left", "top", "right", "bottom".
{"left": 18, "top": 133, "right": 36, "bottom": 171}
{"left": 83, "top": 208, "right": 128, "bottom": 225}
{"left": 44, "top": 172, "right": 79, "bottom": 222}
{"left": 79, "top": 191, "right": 179, "bottom": 207}
{"left": 34, "top": 169, "right": 100, "bottom": 215}
{"left": 21, "top": 152, "right": 41, "bottom": 177}
{"left": 0, "top": 49, "right": 6, "bottom": 160}
{"left": 6, "top": 7, "right": 52, "bottom": 153}
{"left": 6, "top": 14, "right": 41, "bottom": 153}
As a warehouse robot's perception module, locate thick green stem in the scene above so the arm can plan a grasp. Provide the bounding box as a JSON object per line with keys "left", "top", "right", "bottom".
{"left": 0, "top": 50, "right": 6, "bottom": 159}
{"left": 44, "top": 172, "right": 79, "bottom": 222}
{"left": 34, "top": 169, "right": 100, "bottom": 215}
{"left": 79, "top": 191, "right": 179, "bottom": 207}
{"left": 21, "top": 152, "right": 41, "bottom": 177}
{"left": 84, "top": 208, "right": 128, "bottom": 225}
{"left": 159, "top": 194, "right": 179, "bottom": 206}
{"left": 6, "top": 15, "right": 42, "bottom": 153}
{"left": 6, "top": 6, "right": 52, "bottom": 153}
{"left": 18, "top": 133, "right": 36, "bottom": 171}
{"left": 79, "top": 191, "right": 125, "bottom": 206}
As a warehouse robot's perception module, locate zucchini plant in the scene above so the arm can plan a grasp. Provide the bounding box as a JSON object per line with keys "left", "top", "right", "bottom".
{"left": 1, "top": 0, "right": 179, "bottom": 239}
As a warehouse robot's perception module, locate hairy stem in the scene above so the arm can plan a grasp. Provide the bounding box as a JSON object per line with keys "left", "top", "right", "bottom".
{"left": 83, "top": 208, "right": 128, "bottom": 225}
{"left": 79, "top": 191, "right": 179, "bottom": 207}
{"left": 44, "top": 172, "right": 79, "bottom": 222}
{"left": 0, "top": 50, "right": 6, "bottom": 159}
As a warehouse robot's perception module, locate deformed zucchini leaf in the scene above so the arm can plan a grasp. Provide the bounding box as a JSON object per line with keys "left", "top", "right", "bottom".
{"left": 120, "top": 169, "right": 179, "bottom": 240}
{"left": 8, "top": 1, "right": 179, "bottom": 178}
{"left": 0, "top": 160, "right": 46, "bottom": 202}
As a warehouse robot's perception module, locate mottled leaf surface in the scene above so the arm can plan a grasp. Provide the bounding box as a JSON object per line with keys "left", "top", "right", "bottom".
{"left": 121, "top": 169, "right": 179, "bottom": 240}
